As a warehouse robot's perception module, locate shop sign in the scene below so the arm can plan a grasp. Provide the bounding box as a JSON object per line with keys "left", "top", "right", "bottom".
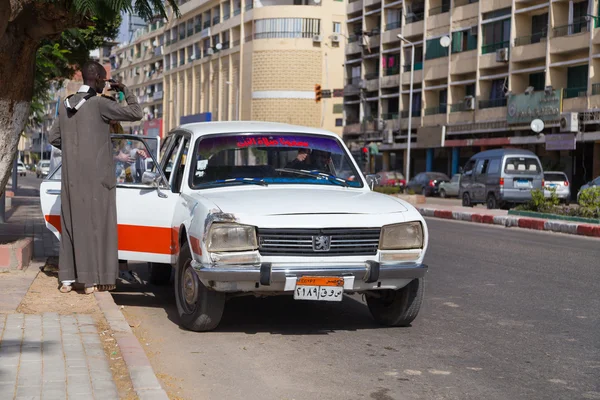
{"left": 545, "top": 133, "right": 576, "bottom": 151}
{"left": 507, "top": 91, "right": 562, "bottom": 125}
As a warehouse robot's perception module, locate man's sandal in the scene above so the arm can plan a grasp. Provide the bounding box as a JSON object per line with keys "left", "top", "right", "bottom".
{"left": 59, "top": 284, "right": 72, "bottom": 293}
{"left": 95, "top": 284, "right": 116, "bottom": 292}
{"left": 84, "top": 286, "right": 95, "bottom": 295}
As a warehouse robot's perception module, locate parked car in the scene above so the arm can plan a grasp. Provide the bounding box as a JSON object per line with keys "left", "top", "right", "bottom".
{"left": 376, "top": 170, "right": 406, "bottom": 189}
{"left": 459, "top": 149, "right": 544, "bottom": 209}
{"left": 406, "top": 172, "right": 450, "bottom": 197}
{"left": 577, "top": 176, "right": 600, "bottom": 204}
{"left": 40, "top": 122, "right": 429, "bottom": 332}
{"left": 36, "top": 160, "right": 50, "bottom": 178}
{"left": 543, "top": 171, "right": 570, "bottom": 205}
{"left": 17, "top": 160, "right": 26, "bottom": 176}
{"left": 438, "top": 174, "right": 461, "bottom": 198}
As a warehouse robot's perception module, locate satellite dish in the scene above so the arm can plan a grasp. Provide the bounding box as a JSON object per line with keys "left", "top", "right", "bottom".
{"left": 440, "top": 35, "right": 451, "bottom": 48}
{"left": 530, "top": 119, "right": 544, "bottom": 134}
{"left": 314, "top": 0, "right": 321, "bottom": 3}
{"left": 215, "top": 43, "right": 223, "bottom": 50}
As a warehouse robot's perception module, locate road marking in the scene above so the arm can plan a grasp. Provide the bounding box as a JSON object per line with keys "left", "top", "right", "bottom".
{"left": 443, "top": 302, "right": 460, "bottom": 308}
{"left": 548, "top": 379, "right": 567, "bottom": 385}
{"left": 466, "top": 367, "right": 482, "bottom": 371}
{"left": 403, "top": 370, "right": 422, "bottom": 376}
{"left": 428, "top": 369, "right": 451, "bottom": 375}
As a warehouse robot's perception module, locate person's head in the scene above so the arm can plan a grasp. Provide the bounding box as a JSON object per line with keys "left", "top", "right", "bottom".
{"left": 82, "top": 61, "right": 108, "bottom": 93}
{"left": 296, "top": 148, "right": 310, "bottom": 161}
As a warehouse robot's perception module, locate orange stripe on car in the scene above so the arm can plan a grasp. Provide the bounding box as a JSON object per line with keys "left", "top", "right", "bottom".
{"left": 44, "top": 215, "right": 177, "bottom": 255}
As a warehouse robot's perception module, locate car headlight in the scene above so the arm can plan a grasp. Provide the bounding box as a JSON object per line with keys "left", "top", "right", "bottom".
{"left": 380, "top": 222, "right": 424, "bottom": 250}
{"left": 206, "top": 223, "right": 258, "bottom": 252}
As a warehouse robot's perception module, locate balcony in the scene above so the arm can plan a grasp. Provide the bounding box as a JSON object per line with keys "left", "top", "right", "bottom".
{"left": 401, "top": 110, "right": 421, "bottom": 118}
{"left": 453, "top": 0, "right": 478, "bottom": 22}
{"left": 511, "top": 33, "right": 546, "bottom": 62}
{"left": 424, "top": 105, "right": 447, "bottom": 115}
{"left": 346, "top": 39, "right": 361, "bottom": 55}
{"left": 234, "top": 8, "right": 241, "bottom": 16}
{"left": 590, "top": 84, "right": 600, "bottom": 108}
{"left": 347, "top": 0, "right": 363, "bottom": 14}
{"left": 384, "top": 66, "right": 400, "bottom": 76}
{"left": 245, "top": 3, "right": 253, "bottom": 11}
{"left": 450, "top": 51, "right": 477, "bottom": 75}
{"left": 381, "top": 112, "right": 399, "bottom": 120}
{"left": 406, "top": 12, "right": 424, "bottom": 24}
{"left": 213, "top": 16, "right": 220, "bottom": 25}
{"left": 403, "top": 17, "right": 424, "bottom": 37}
{"left": 381, "top": 74, "right": 400, "bottom": 88}
{"left": 179, "top": 32, "right": 185, "bottom": 40}
{"left": 429, "top": 2, "right": 449, "bottom": 16}
{"left": 402, "top": 64, "right": 423, "bottom": 84}
{"left": 481, "top": 40, "right": 509, "bottom": 55}
{"left": 204, "top": 21, "right": 211, "bottom": 29}
{"left": 550, "top": 20, "right": 591, "bottom": 53}
{"left": 223, "top": 13, "right": 230, "bottom": 20}
{"left": 479, "top": 98, "right": 507, "bottom": 109}
{"left": 562, "top": 87, "right": 587, "bottom": 99}
{"left": 195, "top": 24, "right": 202, "bottom": 33}
{"left": 385, "top": 21, "right": 401, "bottom": 31}
{"left": 593, "top": 83, "right": 600, "bottom": 96}
{"left": 153, "top": 91, "right": 164, "bottom": 101}
{"left": 343, "top": 123, "right": 362, "bottom": 136}
{"left": 222, "top": 41, "right": 230, "bottom": 50}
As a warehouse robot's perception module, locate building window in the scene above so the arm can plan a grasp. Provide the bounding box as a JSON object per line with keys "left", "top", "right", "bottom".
{"left": 565, "top": 64, "right": 588, "bottom": 99}
{"left": 466, "top": 83, "right": 475, "bottom": 97}
{"left": 482, "top": 18, "right": 510, "bottom": 54}
{"left": 529, "top": 72, "right": 545, "bottom": 91}
{"left": 333, "top": 104, "right": 343, "bottom": 114}
{"left": 451, "top": 29, "right": 477, "bottom": 53}
{"left": 333, "top": 22, "right": 341, "bottom": 33}
{"left": 335, "top": 118, "right": 343, "bottom": 126}
{"left": 425, "top": 38, "right": 449, "bottom": 60}
{"left": 254, "top": 18, "right": 321, "bottom": 39}
{"left": 482, "top": 7, "right": 511, "bottom": 20}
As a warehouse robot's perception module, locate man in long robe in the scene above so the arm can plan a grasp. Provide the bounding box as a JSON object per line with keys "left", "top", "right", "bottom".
{"left": 49, "top": 61, "right": 142, "bottom": 293}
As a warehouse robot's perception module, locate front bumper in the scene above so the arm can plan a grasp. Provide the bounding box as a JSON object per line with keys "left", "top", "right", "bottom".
{"left": 191, "top": 261, "right": 428, "bottom": 292}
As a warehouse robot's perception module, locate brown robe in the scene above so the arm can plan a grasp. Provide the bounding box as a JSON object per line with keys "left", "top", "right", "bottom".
{"left": 49, "top": 87, "right": 142, "bottom": 285}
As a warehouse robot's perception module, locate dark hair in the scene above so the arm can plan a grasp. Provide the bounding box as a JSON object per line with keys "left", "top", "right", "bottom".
{"left": 82, "top": 61, "right": 106, "bottom": 81}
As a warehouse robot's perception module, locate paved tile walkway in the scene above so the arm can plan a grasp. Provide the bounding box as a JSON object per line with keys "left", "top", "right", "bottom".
{"left": 0, "top": 313, "right": 118, "bottom": 400}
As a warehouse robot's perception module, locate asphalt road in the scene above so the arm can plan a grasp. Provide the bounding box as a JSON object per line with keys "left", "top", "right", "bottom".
{"left": 113, "top": 219, "right": 599, "bottom": 400}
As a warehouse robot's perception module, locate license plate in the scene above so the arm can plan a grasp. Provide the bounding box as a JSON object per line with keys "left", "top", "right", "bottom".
{"left": 515, "top": 179, "right": 530, "bottom": 189}
{"left": 548, "top": 184, "right": 557, "bottom": 188}
{"left": 294, "top": 277, "right": 344, "bottom": 302}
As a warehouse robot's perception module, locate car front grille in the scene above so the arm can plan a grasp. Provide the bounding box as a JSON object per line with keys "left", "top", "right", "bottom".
{"left": 257, "top": 228, "right": 381, "bottom": 256}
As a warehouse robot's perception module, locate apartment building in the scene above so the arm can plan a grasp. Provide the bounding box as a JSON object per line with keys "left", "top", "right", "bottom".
{"left": 110, "top": 20, "right": 166, "bottom": 136}
{"left": 160, "top": 0, "right": 346, "bottom": 135}
{"left": 343, "top": 0, "right": 600, "bottom": 191}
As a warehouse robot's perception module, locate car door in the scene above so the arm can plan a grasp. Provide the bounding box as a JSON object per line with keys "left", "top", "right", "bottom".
{"left": 449, "top": 174, "right": 460, "bottom": 196}
{"left": 40, "top": 134, "right": 182, "bottom": 265}
{"left": 473, "top": 159, "right": 489, "bottom": 202}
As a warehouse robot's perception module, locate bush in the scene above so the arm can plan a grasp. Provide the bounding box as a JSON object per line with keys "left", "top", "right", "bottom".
{"left": 517, "top": 188, "right": 558, "bottom": 213}
{"left": 516, "top": 187, "right": 600, "bottom": 220}
{"left": 578, "top": 186, "right": 600, "bottom": 218}
{"left": 374, "top": 186, "right": 401, "bottom": 195}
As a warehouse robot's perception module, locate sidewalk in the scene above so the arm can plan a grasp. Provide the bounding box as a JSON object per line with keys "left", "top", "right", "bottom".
{"left": 0, "top": 313, "right": 119, "bottom": 399}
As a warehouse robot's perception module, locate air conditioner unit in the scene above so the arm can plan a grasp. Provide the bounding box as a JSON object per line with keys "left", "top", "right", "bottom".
{"left": 384, "top": 129, "right": 394, "bottom": 144}
{"left": 496, "top": 48, "right": 509, "bottom": 62}
{"left": 469, "top": 26, "right": 478, "bottom": 36}
{"left": 559, "top": 112, "right": 578, "bottom": 133}
{"left": 331, "top": 34, "right": 341, "bottom": 43}
{"left": 146, "top": 87, "right": 152, "bottom": 94}
{"left": 190, "top": 54, "right": 196, "bottom": 60}
{"left": 206, "top": 48, "right": 214, "bottom": 55}
{"left": 464, "top": 95, "right": 475, "bottom": 110}
{"left": 153, "top": 40, "right": 159, "bottom": 47}
{"left": 312, "top": 34, "right": 322, "bottom": 43}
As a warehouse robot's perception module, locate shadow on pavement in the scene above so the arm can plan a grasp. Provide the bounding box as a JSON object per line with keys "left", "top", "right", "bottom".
{"left": 111, "top": 264, "right": 385, "bottom": 335}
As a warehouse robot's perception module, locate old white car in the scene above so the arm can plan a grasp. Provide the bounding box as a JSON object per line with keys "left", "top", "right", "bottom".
{"left": 40, "top": 122, "right": 429, "bottom": 331}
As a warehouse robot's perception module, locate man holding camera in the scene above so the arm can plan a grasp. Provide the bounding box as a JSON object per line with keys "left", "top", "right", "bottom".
{"left": 49, "top": 61, "right": 143, "bottom": 294}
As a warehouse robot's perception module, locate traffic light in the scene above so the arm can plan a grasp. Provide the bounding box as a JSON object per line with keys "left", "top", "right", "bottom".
{"left": 361, "top": 146, "right": 369, "bottom": 163}
{"left": 314, "top": 84, "right": 322, "bottom": 103}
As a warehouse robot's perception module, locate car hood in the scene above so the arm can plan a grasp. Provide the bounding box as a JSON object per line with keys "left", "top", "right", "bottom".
{"left": 195, "top": 187, "right": 408, "bottom": 216}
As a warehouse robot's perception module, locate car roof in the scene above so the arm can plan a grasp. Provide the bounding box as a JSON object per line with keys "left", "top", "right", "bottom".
{"left": 472, "top": 148, "right": 537, "bottom": 158}
{"left": 174, "top": 121, "right": 340, "bottom": 139}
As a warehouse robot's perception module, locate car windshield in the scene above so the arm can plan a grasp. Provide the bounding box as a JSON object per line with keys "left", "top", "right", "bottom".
{"left": 544, "top": 173, "right": 566, "bottom": 182}
{"left": 428, "top": 173, "right": 450, "bottom": 181}
{"left": 190, "top": 133, "right": 363, "bottom": 188}
{"left": 504, "top": 157, "right": 541, "bottom": 174}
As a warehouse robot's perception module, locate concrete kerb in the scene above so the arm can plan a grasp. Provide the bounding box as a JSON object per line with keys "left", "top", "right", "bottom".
{"left": 418, "top": 207, "right": 600, "bottom": 238}
{"left": 94, "top": 291, "right": 169, "bottom": 400}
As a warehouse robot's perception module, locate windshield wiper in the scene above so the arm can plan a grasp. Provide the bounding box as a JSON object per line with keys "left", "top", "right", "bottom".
{"left": 214, "top": 178, "right": 268, "bottom": 187}
{"left": 275, "top": 168, "right": 349, "bottom": 187}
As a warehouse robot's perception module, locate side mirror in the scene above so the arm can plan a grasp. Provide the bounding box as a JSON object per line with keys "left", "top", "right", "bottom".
{"left": 365, "top": 174, "right": 381, "bottom": 190}
{"left": 142, "top": 171, "right": 160, "bottom": 186}
{"left": 459, "top": 166, "right": 464, "bottom": 173}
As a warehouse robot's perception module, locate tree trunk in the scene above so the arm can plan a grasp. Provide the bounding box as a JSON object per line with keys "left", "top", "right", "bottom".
{"left": 0, "top": 20, "right": 37, "bottom": 196}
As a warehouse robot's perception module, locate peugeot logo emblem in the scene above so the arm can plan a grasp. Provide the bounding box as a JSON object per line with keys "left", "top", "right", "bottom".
{"left": 312, "top": 235, "right": 331, "bottom": 252}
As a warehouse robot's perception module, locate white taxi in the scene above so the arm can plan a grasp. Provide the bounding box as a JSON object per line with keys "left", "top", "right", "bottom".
{"left": 40, "top": 122, "right": 429, "bottom": 331}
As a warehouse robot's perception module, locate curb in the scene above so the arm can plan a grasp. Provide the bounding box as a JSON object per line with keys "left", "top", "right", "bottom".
{"left": 0, "top": 237, "right": 33, "bottom": 270}
{"left": 95, "top": 291, "right": 169, "bottom": 400}
{"left": 418, "top": 207, "right": 600, "bottom": 238}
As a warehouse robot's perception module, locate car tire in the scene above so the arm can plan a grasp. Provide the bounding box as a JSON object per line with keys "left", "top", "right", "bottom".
{"left": 486, "top": 194, "right": 497, "bottom": 210}
{"left": 439, "top": 189, "right": 446, "bottom": 198}
{"left": 462, "top": 192, "right": 472, "bottom": 207}
{"left": 149, "top": 262, "right": 173, "bottom": 285}
{"left": 175, "top": 242, "right": 225, "bottom": 332}
{"left": 366, "top": 278, "right": 424, "bottom": 327}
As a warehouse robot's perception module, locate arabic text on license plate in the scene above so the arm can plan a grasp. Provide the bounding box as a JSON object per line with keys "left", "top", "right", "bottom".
{"left": 548, "top": 184, "right": 557, "bottom": 188}
{"left": 294, "top": 277, "right": 344, "bottom": 302}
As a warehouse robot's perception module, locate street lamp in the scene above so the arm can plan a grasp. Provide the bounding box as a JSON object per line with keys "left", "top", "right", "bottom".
{"left": 398, "top": 33, "right": 415, "bottom": 185}
{"left": 226, "top": 81, "right": 239, "bottom": 121}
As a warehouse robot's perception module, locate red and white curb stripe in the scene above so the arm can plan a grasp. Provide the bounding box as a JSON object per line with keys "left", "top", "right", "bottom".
{"left": 418, "top": 208, "right": 600, "bottom": 238}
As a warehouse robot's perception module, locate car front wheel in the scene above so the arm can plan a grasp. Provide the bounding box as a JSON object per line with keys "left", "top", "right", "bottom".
{"left": 175, "top": 242, "right": 225, "bottom": 332}
{"left": 366, "top": 278, "right": 424, "bottom": 327}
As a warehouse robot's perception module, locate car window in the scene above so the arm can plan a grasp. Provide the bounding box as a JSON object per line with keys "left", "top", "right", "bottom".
{"left": 48, "top": 136, "right": 159, "bottom": 186}
{"left": 475, "top": 159, "right": 489, "bottom": 175}
{"left": 488, "top": 159, "right": 501, "bottom": 175}
{"left": 463, "top": 159, "right": 475, "bottom": 175}
{"left": 427, "top": 173, "right": 450, "bottom": 181}
{"left": 163, "top": 135, "right": 183, "bottom": 182}
{"left": 593, "top": 177, "right": 600, "bottom": 185}
{"left": 544, "top": 173, "right": 566, "bottom": 182}
{"left": 190, "top": 132, "right": 363, "bottom": 188}
{"left": 504, "top": 157, "right": 541, "bottom": 174}
{"left": 173, "top": 138, "right": 190, "bottom": 192}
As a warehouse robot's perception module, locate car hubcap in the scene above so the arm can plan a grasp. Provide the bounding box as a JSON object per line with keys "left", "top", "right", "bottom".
{"left": 182, "top": 265, "right": 198, "bottom": 307}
